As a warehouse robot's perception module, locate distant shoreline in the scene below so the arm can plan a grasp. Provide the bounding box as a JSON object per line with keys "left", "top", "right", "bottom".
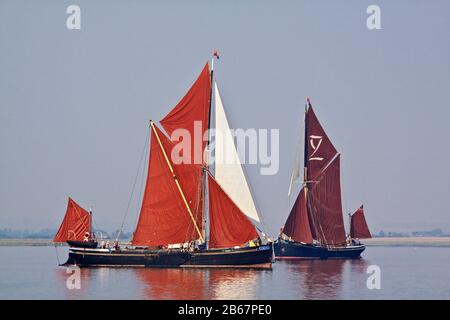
{"left": 1, "top": 237, "right": 450, "bottom": 247}
{"left": 364, "top": 237, "right": 450, "bottom": 247}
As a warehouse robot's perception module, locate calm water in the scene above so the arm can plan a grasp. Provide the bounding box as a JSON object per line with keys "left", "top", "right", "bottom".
{"left": 0, "top": 246, "right": 449, "bottom": 299}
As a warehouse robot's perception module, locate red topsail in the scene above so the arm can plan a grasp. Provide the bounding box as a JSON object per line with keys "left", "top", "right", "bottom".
{"left": 132, "top": 126, "right": 203, "bottom": 247}
{"left": 160, "top": 63, "right": 211, "bottom": 165}
{"left": 207, "top": 175, "right": 258, "bottom": 249}
{"left": 53, "top": 198, "right": 91, "bottom": 243}
{"left": 305, "top": 105, "right": 338, "bottom": 180}
{"left": 350, "top": 205, "right": 372, "bottom": 239}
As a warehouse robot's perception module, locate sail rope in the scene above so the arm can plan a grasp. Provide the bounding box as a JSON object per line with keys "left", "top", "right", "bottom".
{"left": 339, "top": 150, "right": 350, "bottom": 237}
{"left": 54, "top": 245, "right": 61, "bottom": 265}
{"left": 115, "top": 125, "right": 150, "bottom": 243}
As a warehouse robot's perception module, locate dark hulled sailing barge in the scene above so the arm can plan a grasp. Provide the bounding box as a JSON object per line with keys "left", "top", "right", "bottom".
{"left": 55, "top": 58, "right": 273, "bottom": 268}
{"left": 274, "top": 99, "right": 371, "bottom": 259}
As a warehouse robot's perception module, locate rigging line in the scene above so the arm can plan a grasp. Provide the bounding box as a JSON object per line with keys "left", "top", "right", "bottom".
{"left": 54, "top": 245, "right": 61, "bottom": 266}
{"left": 133, "top": 138, "right": 148, "bottom": 235}
{"left": 116, "top": 125, "right": 150, "bottom": 243}
{"left": 340, "top": 150, "right": 349, "bottom": 235}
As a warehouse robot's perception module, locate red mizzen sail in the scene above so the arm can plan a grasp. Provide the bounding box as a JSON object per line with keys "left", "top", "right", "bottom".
{"left": 53, "top": 197, "right": 91, "bottom": 243}
{"left": 207, "top": 175, "right": 258, "bottom": 249}
{"left": 305, "top": 105, "right": 338, "bottom": 180}
{"left": 160, "top": 63, "right": 211, "bottom": 165}
{"left": 350, "top": 205, "right": 371, "bottom": 239}
{"left": 308, "top": 155, "right": 346, "bottom": 246}
{"left": 132, "top": 125, "right": 203, "bottom": 247}
{"left": 283, "top": 187, "right": 313, "bottom": 244}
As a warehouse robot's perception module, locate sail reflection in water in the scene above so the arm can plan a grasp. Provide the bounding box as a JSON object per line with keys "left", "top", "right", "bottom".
{"left": 275, "top": 259, "right": 369, "bottom": 299}
{"left": 134, "top": 268, "right": 261, "bottom": 300}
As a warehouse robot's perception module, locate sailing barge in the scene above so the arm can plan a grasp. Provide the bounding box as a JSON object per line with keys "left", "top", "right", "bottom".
{"left": 55, "top": 56, "right": 273, "bottom": 268}
{"left": 274, "top": 99, "right": 371, "bottom": 259}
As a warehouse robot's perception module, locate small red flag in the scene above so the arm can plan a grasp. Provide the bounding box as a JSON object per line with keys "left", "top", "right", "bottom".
{"left": 213, "top": 49, "right": 220, "bottom": 59}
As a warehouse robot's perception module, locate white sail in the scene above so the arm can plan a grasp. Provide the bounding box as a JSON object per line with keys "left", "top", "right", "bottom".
{"left": 214, "top": 81, "right": 261, "bottom": 223}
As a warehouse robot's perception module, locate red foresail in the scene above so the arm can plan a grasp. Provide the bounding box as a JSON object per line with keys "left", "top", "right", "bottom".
{"left": 53, "top": 198, "right": 91, "bottom": 243}
{"left": 207, "top": 175, "right": 258, "bottom": 249}
{"left": 283, "top": 187, "right": 313, "bottom": 244}
{"left": 160, "top": 63, "right": 211, "bottom": 165}
{"left": 308, "top": 155, "right": 346, "bottom": 246}
{"left": 132, "top": 125, "right": 203, "bottom": 247}
{"left": 305, "top": 105, "right": 338, "bottom": 180}
{"left": 350, "top": 205, "right": 371, "bottom": 239}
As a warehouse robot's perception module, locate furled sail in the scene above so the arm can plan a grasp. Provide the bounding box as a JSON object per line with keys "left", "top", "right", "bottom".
{"left": 305, "top": 105, "right": 338, "bottom": 180}
{"left": 207, "top": 175, "right": 258, "bottom": 249}
{"left": 160, "top": 63, "right": 211, "bottom": 165}
{"left": 53, "top": 197, "right": 91, "bottom": 243}
{"left": 283, "top": 187, "right": 313, "bottom": 244}
{"left": 350, "top": 205, "right": 371, "bottom": 239}
{"left": 214, "top": 81, "right": 261, "bottom": 223}
{"left": 132, "top": 125, "right": 203, "bottom": 247}
{"left": 308, "top": 154, "right": 346, "bottom": 246}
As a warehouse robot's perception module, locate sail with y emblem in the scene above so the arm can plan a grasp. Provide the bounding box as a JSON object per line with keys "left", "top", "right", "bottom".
{"left": 275, "top": 98, "right": 369, "bottom": 259}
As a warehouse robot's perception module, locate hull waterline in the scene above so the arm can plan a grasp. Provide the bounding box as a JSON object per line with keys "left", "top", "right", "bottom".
{"left": 274, "top": 238, "right": 365, "bottom": 259}
{"left": 183, "top": 245, "right": 273, "bottom": 269}
{"left": 63, "top": 244, "right": 273, "bottom": 269}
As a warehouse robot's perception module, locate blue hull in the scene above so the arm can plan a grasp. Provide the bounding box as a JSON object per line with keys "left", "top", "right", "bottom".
{"left": 274, "top": 238, "right": 365, "bottom": 259}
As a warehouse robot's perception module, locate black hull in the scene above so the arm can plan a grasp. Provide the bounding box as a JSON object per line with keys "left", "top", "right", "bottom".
{"left": 184, "top": 245, "right": 273, "bottom": 269}
{"left": 66, "top": 240, "right": 98, "bottom": 249}
{"left": 274, "top": 238, "right": 365, "bottom": 259}
{"left": 63, "top": 245, "right": 273, "bottom": 269}
{"left": 65, "top": 248, "right": 191, "bottom": 267}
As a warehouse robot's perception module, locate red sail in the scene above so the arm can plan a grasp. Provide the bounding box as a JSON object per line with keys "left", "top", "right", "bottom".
{"left": 132, "top": 125, "right": 203, "bottom": 247}
{"left": 160, "top": 63, "right": 211, "bottom": 165}
{"left": 308, "top": 155, "right": 346, "bottom": 246}
{"left": 207, "top": 175, "right": 258, "bottom": 249}
{"left": 53, "top": 198, "right": 91, "bottom": 243}
{"left": 283, "top": 187, "right": 313, "bottom": 244}
{"left": 305, "top": 106, "right": 338, "bottom": 180}
{"left": 350, "top": 205, "right": 372, "bottom": 239}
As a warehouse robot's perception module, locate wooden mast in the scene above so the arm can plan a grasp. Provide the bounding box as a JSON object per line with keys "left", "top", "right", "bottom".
{"left": 202, "top": 50, "right": 218, "bottom": 245}
{"left": 150, "top": 120, "right": 204, "bottom": 242}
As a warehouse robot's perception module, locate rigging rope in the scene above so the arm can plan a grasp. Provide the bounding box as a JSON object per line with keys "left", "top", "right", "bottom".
{"left": 116, "top": 125, "right": 150, "bottom": 243}
{"left": 54, "top": 245, "right": 61, "bottom": 266}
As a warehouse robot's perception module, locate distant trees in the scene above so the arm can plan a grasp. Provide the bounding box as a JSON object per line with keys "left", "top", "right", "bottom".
{"left": 0, "top": 228, "right": 133, "bottom": 240}
{"left": 375, "top": 228, "right": 448, "bottom": 238}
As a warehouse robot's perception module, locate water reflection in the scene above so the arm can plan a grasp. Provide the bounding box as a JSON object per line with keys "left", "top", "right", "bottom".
{"left": 135, "top": 268, "right": 263, "bottom": 299}
{"left": 52, "top": 258, "right": 370, "bottom": 300}
{"left": 135, "top": 268, "right": 208, "bottom": 299}
{"left": 209, "top": 269, "right": 260, "bottom": 299}
{"left": 54, "top": 266, "right": 94, "bottom": 299}
{"left": 279, "top": 258, "right": 369, "bottom": 299}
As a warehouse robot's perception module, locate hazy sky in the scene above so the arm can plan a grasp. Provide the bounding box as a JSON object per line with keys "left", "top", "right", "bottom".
{"left": 1, "top": 0, "right": 449, "bottom": 235}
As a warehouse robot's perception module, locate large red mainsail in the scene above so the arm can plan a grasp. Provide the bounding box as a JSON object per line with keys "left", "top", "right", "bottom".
{"left": 132, "top": 125, "right": 203, "bottom": 247}
{"left": 308, "top": 155, "right": 346, "bottom": 246}
{"left": 53, "top": 197, "right": 91, "bottom": 243}
{"left": 350, "top": 205, "right": 371, "bottom": 239}
{"left": 305, "top": 105, "right": 338, "bottom": 180}
{"left": 283, "top": 187, "right": 313, "bottom": 244}
{"left": 207, "top": 175, "right": 258, "bottom": 249}
{"left": 160, "top": 63, "right": 211, "bottom": 165}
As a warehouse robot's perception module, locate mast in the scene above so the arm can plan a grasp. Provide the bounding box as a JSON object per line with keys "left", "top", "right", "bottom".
{"left": 150, "top": 120, "right": 204, "bottom": 243}
{"left": 203, "top": 50, "right": 219, "bottom": 245}
{"left": 89, "top": 207, "right": 93, "bottom": 237}
{"left": 303, "top": 98, "right": 309, "bottom": 181}
{"left": 207, "top": 52, "right": 215, "bottom": 147}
